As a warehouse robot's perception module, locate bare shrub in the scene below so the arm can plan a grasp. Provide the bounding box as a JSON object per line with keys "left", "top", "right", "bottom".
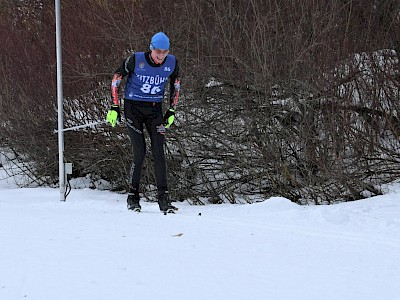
{"left": 1, "top": 0, "right": 399, "bottom": 204}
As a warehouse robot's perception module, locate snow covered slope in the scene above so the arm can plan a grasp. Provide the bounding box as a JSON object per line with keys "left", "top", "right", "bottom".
{"left": 0, "top": 180, "right": 399, "bottom": 300}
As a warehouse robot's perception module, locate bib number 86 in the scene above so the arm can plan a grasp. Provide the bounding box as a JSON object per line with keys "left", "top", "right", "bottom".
{"left": 141, "top": 84, "right": 161, "bottom": 94}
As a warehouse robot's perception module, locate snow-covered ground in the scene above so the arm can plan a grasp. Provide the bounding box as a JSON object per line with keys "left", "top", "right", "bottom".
{"left": 1, "top": 171, "right": 399, "bottom": 300}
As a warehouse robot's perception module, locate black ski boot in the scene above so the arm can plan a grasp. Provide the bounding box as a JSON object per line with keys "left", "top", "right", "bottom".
{"left": 127, "top": 188, "right": 141, "bottom": 212}
{"left": 157, "top": 190, "right": 178, "bottom": 214}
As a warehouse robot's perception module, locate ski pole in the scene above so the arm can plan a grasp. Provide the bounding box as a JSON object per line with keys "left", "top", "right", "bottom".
{"left": 54, "top": 120, "right": 108, "bottom": 133}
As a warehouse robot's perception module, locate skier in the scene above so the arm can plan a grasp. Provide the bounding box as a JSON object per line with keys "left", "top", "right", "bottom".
{"left": 106, "top": 32, "right": 180, "bottom": 213}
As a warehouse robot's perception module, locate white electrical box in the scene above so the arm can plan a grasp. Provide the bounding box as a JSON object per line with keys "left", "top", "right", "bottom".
{"left": 65, "top": 163, "right": 73, "bottom": 175}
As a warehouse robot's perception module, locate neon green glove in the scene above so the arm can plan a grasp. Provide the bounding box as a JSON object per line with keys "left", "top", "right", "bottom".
{"left": 164, "top": 108, "right": 175, "bottom": 129}
{"left": 106, "top": 105, "right": 120, "bottom": 127}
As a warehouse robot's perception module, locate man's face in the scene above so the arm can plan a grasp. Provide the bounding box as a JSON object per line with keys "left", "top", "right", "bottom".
{"left": 151, "top": 48, "right": 169, "bottom": 64}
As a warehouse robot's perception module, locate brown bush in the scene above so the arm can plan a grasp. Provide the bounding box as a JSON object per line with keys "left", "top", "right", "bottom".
{"left": 1, "top": 0, "right": 399, "bottom": 204}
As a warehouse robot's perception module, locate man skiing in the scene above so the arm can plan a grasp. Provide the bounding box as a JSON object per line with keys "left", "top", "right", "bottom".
{"left": 106, "top": 32, "right": 180, "bottom": 213}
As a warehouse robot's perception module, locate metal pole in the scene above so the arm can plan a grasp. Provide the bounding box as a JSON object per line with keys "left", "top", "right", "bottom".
{"left": 55, "top": 0, "right": 65, "bottom": 201}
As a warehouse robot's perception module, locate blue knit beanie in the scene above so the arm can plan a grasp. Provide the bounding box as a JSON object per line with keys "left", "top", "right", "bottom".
{"left": 150, "top": 32, "right": 170, "bottom": 50}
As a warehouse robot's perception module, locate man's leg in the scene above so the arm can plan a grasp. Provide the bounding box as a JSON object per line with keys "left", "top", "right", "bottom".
{"left": 145, "top": 103, "right": 168, "bottom": 191}
{"left": 124, "top": 101, "right": 146, "bottom": 191}
{"left": 145, "top": 104, "right": 177, "bottom": 212}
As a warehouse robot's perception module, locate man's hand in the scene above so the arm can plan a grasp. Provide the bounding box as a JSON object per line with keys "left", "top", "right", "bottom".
{"left": 106, "top": 105, "right": 121, "bottom": 127}
{"left": 164, "top": 108, "right": 175, "bottom": 128}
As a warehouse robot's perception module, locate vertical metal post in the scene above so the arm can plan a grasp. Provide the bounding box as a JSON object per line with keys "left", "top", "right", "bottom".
{"left": 55, "top": 0, "right": 65, "bottom": 201}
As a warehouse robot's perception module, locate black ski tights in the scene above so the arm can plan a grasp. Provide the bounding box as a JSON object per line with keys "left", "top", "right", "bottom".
{"left": 124, "top": 100, "right": 168, "bottom": 192}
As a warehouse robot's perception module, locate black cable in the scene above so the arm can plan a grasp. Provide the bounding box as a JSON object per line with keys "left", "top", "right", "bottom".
{"left": 64, "top": 174, "right": 72, "bottom": 199}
